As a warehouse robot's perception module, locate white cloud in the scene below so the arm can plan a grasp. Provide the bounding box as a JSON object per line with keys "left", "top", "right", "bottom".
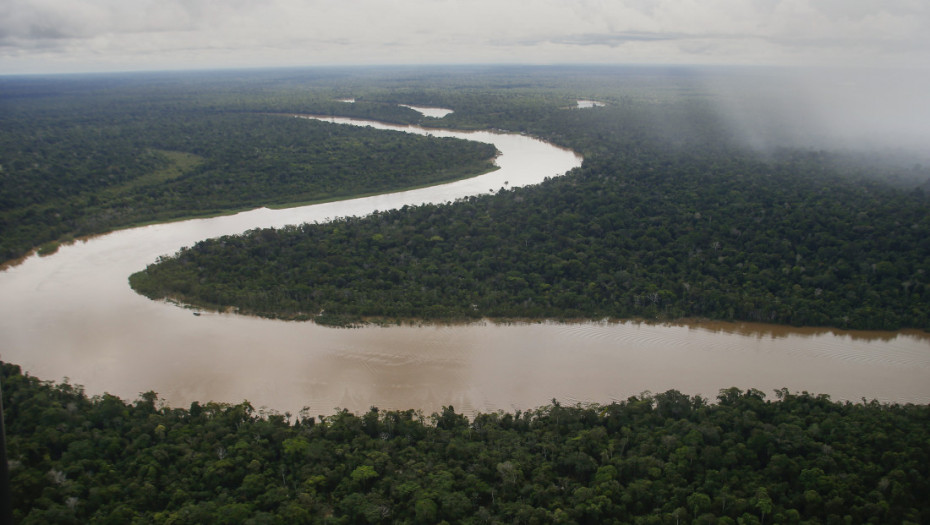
{"left": 1, "top": 0, "right": 928, "bottom": 74}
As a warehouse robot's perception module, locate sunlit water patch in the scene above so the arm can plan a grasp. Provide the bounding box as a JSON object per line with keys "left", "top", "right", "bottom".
{"left": 399, "top": 104, "right": 454, "bottom": 118}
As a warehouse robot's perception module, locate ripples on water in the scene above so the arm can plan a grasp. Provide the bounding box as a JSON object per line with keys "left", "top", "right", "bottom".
{"left": 555, "top": 320, "right": 930, "bottom": 369}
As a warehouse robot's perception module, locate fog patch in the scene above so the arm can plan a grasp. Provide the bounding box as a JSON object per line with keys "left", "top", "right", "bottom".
{"left": 699, "top": 67, "right": 930, "bottom": 163}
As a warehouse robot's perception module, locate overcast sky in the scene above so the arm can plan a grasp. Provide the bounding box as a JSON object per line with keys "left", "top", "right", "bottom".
{"left": 1, "top": 0, "right": 929, "bottom": 75}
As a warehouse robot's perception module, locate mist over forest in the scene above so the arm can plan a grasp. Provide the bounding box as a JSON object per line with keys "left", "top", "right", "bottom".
{"left": 695, "top": 67, "right": 930, "bottom": 169}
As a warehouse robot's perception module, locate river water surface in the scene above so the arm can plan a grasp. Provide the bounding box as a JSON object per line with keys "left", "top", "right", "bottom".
{"left": 1, "top": 117, "right": 928, "bottom": 416}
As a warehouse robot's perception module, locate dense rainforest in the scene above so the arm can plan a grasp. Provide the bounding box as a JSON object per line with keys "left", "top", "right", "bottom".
{"left": 4, "top": 68, "right": 928, "bottom": 331}
{"left": 4, "top": 362, "right": 929, "bottom": 524}
{"left": 130, "top": 148, "right": 930, "bottom": 330}
{"left": 0, "top": 70, "right": 498, "bottom": 263}
{"left": 121, "top": 69, "right": 930, "bottom": 331}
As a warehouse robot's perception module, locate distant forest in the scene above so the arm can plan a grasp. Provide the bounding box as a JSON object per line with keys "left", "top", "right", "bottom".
{"left": 0, "top": 71, "right": 497, "bottom": 263}
{"left": 4, "top": 362, "right": 928, "bottom": 523}
{"left": 98, "top": 67, "right": 930, "bottom": 331}
{"left": 3, "top": 67, "right": 929, "bottom": 329}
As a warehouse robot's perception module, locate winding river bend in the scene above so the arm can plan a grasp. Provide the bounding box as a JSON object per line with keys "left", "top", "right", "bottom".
{"left": 1, "top": 117, "right": 928, "bottom": 416}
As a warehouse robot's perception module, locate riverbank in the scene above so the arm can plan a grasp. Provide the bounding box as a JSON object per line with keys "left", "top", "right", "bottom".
{"left": 0, "top": 111, "right": 498, "bottom": 267}
{"left": 8, "top": 360, "right": 928, "bottom": 524}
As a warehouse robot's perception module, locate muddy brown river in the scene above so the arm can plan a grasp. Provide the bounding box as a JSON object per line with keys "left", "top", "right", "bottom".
{"left": 1, "top": 117, "right": 927, "bottom": 417}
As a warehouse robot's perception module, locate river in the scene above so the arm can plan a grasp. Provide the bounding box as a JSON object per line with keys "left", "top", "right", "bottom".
{"left": 0, "top": 117, "right": 927, "bottom": 417}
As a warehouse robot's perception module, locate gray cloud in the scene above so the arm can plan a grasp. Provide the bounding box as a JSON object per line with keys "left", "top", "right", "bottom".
{"left": 1, "top": 0, "right": 928, "bottom": 74}
{"left": 550, "top": 32, "right": 691, "bottom": 47}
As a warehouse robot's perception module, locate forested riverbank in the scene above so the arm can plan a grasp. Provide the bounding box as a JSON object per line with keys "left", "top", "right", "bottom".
{"left": 131, "top": 129, "right": 930, "bottom": 331}
{"left": 0, "top": 73, "right": 497, "bottom": 264}
{"left": 6, "top": 69, "right": 929, "bottom": 332}
{"left": 4, "top": 362, "right": 929, "bottom": 524}
{"left": 73, "top": 67, "right": 920, "bottom": 332}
